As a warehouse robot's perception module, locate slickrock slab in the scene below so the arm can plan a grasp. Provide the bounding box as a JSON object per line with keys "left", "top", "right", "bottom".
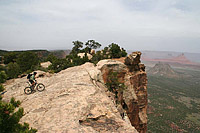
{"left": 3, "top": 62, "right": 138, "bottom": 133}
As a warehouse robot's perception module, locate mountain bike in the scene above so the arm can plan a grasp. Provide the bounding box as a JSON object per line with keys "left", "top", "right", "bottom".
{"left": 24, "top": 80, "right": 45, "bottom": 95}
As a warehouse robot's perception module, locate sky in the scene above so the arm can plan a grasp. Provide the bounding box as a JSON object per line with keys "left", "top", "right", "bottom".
{"left": 0, "top": 0, "right": 200, "bottom": 53}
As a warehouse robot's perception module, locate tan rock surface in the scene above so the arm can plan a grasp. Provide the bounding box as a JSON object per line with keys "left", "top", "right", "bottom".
{"left": 40, "top": 61, "right": 52, "bottom": 68}
{"left": 78, "top": 53, "right": 93, "bottom": 60}
{"left": 3, "top": 62, "right": 138, "bottom": 133}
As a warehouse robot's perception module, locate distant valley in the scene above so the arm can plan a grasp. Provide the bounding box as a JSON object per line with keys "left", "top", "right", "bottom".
{"left": 145, "top": 58, "right": 200, "bottom": 132}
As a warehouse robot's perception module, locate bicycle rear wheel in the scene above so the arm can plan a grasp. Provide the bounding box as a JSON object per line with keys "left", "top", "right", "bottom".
{"left": 24, "top": 87, "right": 32, "bottom": 95}
{"left": 36, "top": 83, "right": 45, "bottom": 92}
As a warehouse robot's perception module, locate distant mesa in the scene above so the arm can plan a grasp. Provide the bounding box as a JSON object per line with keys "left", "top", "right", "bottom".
{"left": 148, "top": 62, "right": 179, "bottom": 77}
{"left": 170, "top": 53, "right": 192, "bottom": 64}
{"left": 142, "top": 53, "right": 194, "bottom": 65}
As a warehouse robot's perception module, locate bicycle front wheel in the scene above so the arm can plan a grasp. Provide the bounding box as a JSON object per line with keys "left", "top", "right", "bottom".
{"left": 24, "top": 87, "right": 32, "bottom": 95}
{"left": 36, "top": 83, "right": 45, "bottom": 92}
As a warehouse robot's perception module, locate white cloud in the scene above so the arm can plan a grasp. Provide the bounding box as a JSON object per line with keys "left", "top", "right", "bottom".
{"left": 0, "top": 0, "right": 200, "bottom": 52}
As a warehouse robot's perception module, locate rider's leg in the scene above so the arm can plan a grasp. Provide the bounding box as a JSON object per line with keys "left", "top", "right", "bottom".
{"left": 29, "top": 80, "right": 34, "bottom": 90}
{"left": 32, "top": 82, "right": 36, "bottom": 89}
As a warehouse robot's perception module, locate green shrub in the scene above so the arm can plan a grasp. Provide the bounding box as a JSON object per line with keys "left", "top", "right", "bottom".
{"left": 0, "top": 65, "right": 6, "bottom": 72}
{"left": 16, "top": 52, "right": 39, "bottom": 73}
{"left": 106, "top": 71, "right": 119, "bottom": 92}
{"left": 0, "top": 84, "right": 5, "bottom": 100}
{"left": 0, "top": 71, "right": 7, "bottom": 83}
{"left": 3, "top": 52, "right": 18, "bottom": 64}
{"left": 0, "top": 86, "right": 37, "bottom": 133}
{"left": 108, "top": 43, "right": 127, "bottom": 58}
{"left": 85, "top": 40, "right": 101, "bottom": 53}
{"left": 0, "top": 84, "right": 4, "bottom": 92}
{"left": 120, "top": 48, "right": 127, "bottom": 57}
{"left": 48, "top": 40, "right": 127, "bottom": 73}
{"left": 6, "top": 62, "right": 20, "bottom": 79}
{"left": 70, "top": 41, "right": 83, "bottom": 55}
{"left": 91, "top": 51, "right": 104, "bottom": 64}
{"left": 46, "top": 54, "right": 57, "bottom": 63}
{"left": 48, "top": 58, "right": 72, "bottom": 73}
{"left": 105, "top": 71, "right": 126, "bottom": 93}
{"left": 36, "top": 66, "right": 48, "bottom": 72}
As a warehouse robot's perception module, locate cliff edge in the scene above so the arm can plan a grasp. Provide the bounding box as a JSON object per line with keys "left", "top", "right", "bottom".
{"left": 3, "top": 52, "right": 147, "bottom": 133}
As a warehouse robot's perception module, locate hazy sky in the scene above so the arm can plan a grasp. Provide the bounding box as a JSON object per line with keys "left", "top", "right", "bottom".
{"left": 0, "top": 0, "right": 200, "bottom": 53}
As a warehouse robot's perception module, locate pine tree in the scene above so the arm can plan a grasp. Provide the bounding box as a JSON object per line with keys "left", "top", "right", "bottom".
{"left": 0, "top": 84, "right": 37, "bottom": 133}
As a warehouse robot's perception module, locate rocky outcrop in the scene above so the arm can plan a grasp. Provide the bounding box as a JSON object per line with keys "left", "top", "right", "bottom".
{"left": 3, "top": 52, "right": 147, "bottom": 133}
{"left": 40, "top": 61, "right": 52, "bottom": 68}
{"left": 148, "top": 62, "right": 179, "bottom": 77}
{"left": 78, "top": 53, "right": 93, "bottom": 60}
{"left": 90, "top": 49, "right": 95, "bottom": 55}
{"left": 98, "top": 51, "right": 148, "bottom": 133}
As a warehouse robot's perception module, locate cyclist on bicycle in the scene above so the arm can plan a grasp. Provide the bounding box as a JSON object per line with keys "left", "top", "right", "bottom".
{"left": 25, "top": 72, "right": 45, "bottom": 94}
{"left": 29, "top": 72, "right": 37, "bottom": 89}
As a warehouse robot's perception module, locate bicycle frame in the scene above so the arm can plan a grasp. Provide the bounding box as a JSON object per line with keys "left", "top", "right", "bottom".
{"left": 26, "top": 81, "right": 37, "bottom": 87}
{"left": 26, "top": 82, "right": 31, "bottom": 87}
{"left": 24, "top": 81, "right": 45, "bottom": 95}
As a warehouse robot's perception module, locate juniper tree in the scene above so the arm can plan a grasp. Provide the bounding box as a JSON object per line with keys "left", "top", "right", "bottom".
{"left": 0, "top": 85, "right": 37, "bottom": 133}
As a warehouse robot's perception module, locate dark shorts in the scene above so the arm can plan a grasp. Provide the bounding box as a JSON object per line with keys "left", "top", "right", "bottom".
{"left": 29, "top": 80, "right": 34, "bottom": 84}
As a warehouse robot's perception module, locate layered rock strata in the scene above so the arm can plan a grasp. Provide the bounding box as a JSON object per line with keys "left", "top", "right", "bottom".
{"left": 98, "top": 51, "right": 147, "bottom": 133}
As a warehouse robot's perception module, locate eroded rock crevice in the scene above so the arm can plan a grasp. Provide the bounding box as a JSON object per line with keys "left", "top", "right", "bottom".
{"left": 98, "top": 51, "right": 148, "bottom": 133}
{"left": 79, "top": 114, "right": 122, "bottom": 132}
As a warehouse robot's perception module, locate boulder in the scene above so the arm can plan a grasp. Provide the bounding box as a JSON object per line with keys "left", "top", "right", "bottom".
{"left": 90, "top": 49, "right": 95, "bottom": 55}
{"left": 78, "top": 53, "right": 93, "bottom": 60}
{"left": 40, "top": 61, "right": 52, "bottom": 68}
{"left": 125, "top": 51, "right": 141, "bottom": 66}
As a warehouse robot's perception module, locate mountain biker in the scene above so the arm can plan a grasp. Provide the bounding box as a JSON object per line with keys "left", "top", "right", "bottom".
{"left": 29, "top": 72, "right": 37, "bottom": 89}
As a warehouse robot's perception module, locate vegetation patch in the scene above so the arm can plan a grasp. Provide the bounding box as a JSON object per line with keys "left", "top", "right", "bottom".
{"left": 177, "top": 96, "right": 193, "bottom": 108}
{"left": 147, "top": 68, "right": 200, "bottom": 132}
{"left": 105, "top": 71, "right": 126, "bottom": 94}
{"left": 0, "top": 84, "right": 37, "bottom": 132}
{"left": 0, "top": 40, "right": 127, "bottom": 79}
{"left": 186, "top": 113, "right": 200, "bottom": 126}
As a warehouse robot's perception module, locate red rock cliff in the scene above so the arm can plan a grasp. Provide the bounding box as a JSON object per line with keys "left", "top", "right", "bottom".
{"left": 97, "top": 51, "right": 148, "bottom": 133}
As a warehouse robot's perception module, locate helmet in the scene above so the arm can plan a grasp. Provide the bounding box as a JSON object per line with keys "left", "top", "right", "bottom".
{"left": 33, "top": 72, "right": 37, "bottom": 75}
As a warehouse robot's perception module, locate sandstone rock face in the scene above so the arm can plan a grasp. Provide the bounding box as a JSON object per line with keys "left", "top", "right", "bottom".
{"left": 90, "top": 49, "right": 95, "bottom": 55}
{"left": 78, "top": 53, "right": 93, "bottom": 60}
{"left": 3, "top": 63, "right": 138, "bottom": 133}
{"left": 125, "top": 51, "right": 141, "bottom": 66}
{"left": 40, "top": 61, "right": 52, "bottom": 68}
{"left": 3, "top": 52, "right": 147, "bottom": 133}
{"left": 98, "top": 52, "right": 147, "bottom": 133}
